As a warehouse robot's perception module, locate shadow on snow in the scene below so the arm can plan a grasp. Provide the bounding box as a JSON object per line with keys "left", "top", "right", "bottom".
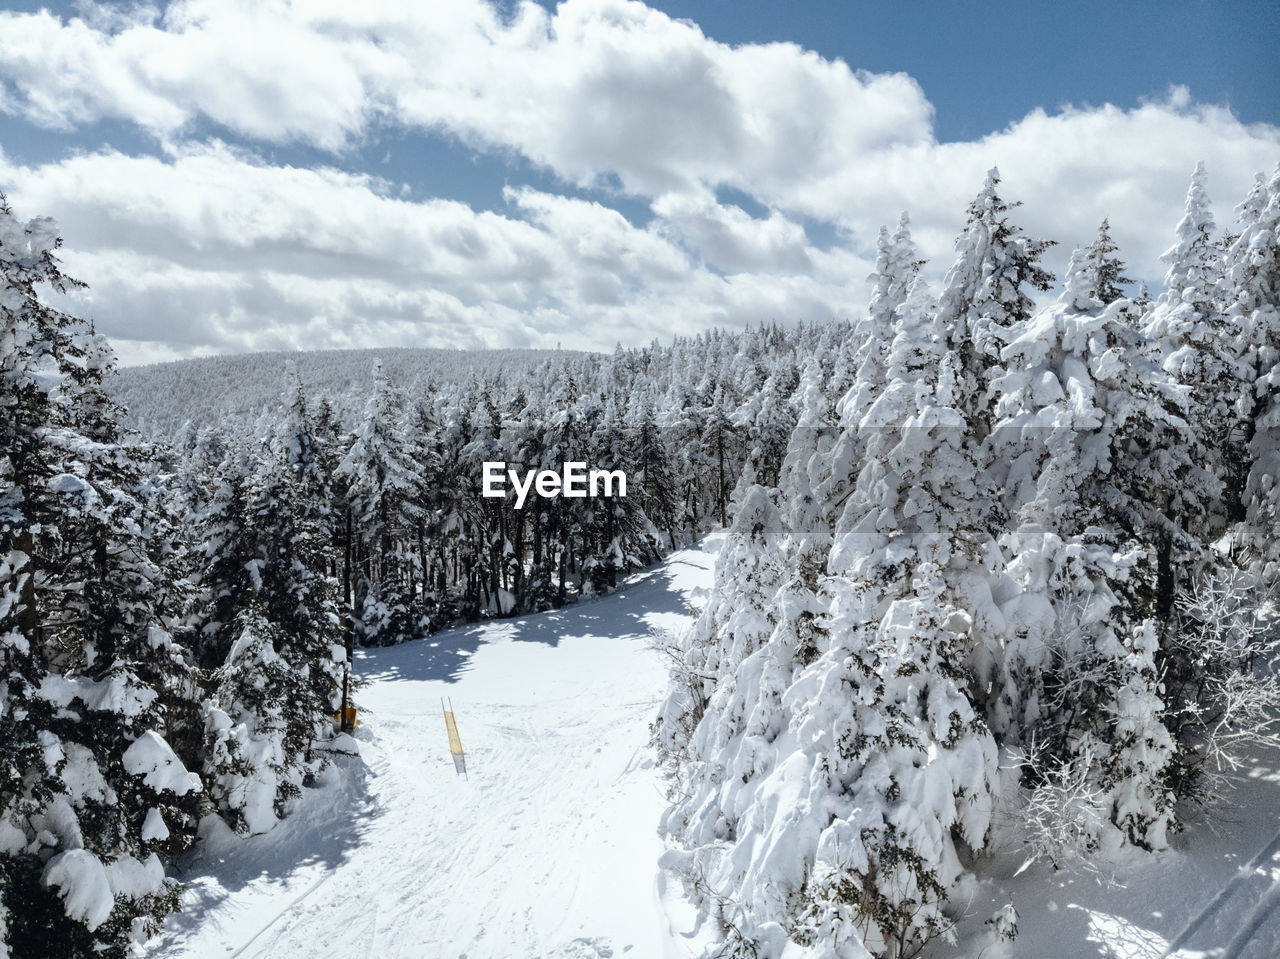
{"left": 355, "top": 557, "right": 697, "bottom": 685}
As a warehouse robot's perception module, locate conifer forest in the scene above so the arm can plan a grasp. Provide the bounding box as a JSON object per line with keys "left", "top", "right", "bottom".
{"left": 2, "top": 159, "right": 1279, "bottom": 958}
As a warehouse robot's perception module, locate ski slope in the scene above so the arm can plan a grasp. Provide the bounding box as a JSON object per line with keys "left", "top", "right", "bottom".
{"left": 143, "top": 532, "right": 1280, "bottom": 959}
{"left": 145, "top": 541, "right": 718, "bottom": 959}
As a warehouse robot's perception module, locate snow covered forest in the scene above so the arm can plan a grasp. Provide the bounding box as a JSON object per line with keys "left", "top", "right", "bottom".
{"left": 1, "top": 156, "right": 1278, "bottom": 959}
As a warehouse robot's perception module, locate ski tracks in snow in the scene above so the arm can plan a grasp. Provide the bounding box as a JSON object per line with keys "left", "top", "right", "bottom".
{"left": 1161, "top": 820, "right": 1280, "bottom": 959}
{"left": 145, "top": 544, "right": 715, "bottom": 959}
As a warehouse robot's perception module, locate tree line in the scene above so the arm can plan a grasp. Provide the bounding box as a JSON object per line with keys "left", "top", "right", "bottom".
{"left": 654, "top": 163, "right": 1280, "bottom": 959}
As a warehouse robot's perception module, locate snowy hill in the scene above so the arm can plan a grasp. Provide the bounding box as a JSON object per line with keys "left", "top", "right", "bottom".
{"left": 108, "top": 346, "right": 588, "bottom": 438}
{"left": 142, "top": 539, "right": 719, "bottom": 959}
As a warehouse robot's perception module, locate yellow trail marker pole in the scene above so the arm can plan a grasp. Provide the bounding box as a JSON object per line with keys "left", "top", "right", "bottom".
{"left": 442, "top": 697, "right": 467, "bottom": 779}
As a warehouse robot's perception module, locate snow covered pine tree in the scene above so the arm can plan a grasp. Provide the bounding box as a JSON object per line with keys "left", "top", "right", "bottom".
{"left": 1, "top": 199, "right": 202, "bottom": 957}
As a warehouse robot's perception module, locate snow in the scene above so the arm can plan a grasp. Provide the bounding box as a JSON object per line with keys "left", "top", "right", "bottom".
{"left": 0, "top": 820, "right": 25, "bottom": 856}
{"left": 123, "top": 731, "right": 203, "bottom": 796}
{"left": 106, "top": 853, "right": 167, "bottom": 900}
{"left": 949, "top": 745, "right": 1280, "bottom": 959}
{"left": 36, "top": 672, "right": 159, "bottom": 717}
{"left": 59, "top": 743, "right": 114, "bottom": 805}
{"left": 42, "top": 849, "right": 114, "bottom": 931}
{"left": 142, "top": 807, "right": 171, "bottom": 843}
{"left": 202, "top": 701, "right": 286, "bottom": 836}
{"left": 143, "top": 541, "right": 718, "bottom": 959}
{"left": 134, "top": 536, "right": 1280, "bottom": 959}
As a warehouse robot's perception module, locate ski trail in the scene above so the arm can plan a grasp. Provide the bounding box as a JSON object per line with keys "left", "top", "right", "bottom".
{"left": 1223, "top": 879, "right": 1280, "bottom": 959}
{"left": 228, "top": 872, "right": 335, "bottom": 959}
{"left": 144, "top": 541, "right": 718, "bottom": 959}
{"left": 1162, "top": 825, "right": 1280, "bottom": 957}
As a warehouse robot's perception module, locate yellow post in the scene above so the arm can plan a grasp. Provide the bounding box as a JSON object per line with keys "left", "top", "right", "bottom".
{"left": 442, "top": 698, "right": 467, "bottom": 778}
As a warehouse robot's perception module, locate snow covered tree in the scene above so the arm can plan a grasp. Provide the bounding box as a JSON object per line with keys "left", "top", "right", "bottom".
{"left": 190, "top": 445, "right": 256, "bottom": 667}
{"left": 655, "top": 485, "right": 787, "bottom": 779}
{"left": 1222, "top": 165, "right": 1280, "bottom": 573}
{"left": 842, "top": 214, "right": 922, "bottom": 441}
{"left": 336, "top": 362, "right": 423, "bottom": 644}
{"left": 1142, "top": 163, "right": 1243, "bottom": 534}
{"left": 655, "top": 483, "right": 799, "bottom": 956}
{"left": 935, "top": 167, "right": 1056, "bottom": 436}
{"left": 0, "top": 199, "right": 201, "bottom": 958}
{"left": 788, "top": 273, "right": 999, "bottom": 957}
{"left": 663, "top": 270, "right": 1002, "bottom": 959}
{"left": 1081, "top": 218, "right": 1133, "bottom": 304}
{"left": 631, "top": 393, "right": 681, "bottom": 550}
{"left": 775, "top": 359, "right": 845, "bottom": 668}
{"left": 201, "top": 609, "right": 320, "bottom": 835}
{"left": 237, "top": 374, "right": 345, "bottom": 770}
{"left": 795, "top": 561, "right": 998, "bottom": 959}
{"left": 992, "top": 248, "right": 1219, "bottom": 844}
{"left": 700, "top": 389, "right": 738, "bottom": 529}
{"left": 734, "top": 367, "right": 796, "bottom": 491}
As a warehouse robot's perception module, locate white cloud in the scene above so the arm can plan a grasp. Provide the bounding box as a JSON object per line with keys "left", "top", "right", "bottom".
{"left": 774, "top": 91, "right": 1280, "bottom": 286}
{"left": 0, "top": 0, "right": 935, "bottom": 190}
{"left": 652, "top": 189, "right": 814, "bottom": 275}
{"left": 0, "top": 0, "right": 1276, "bottom": 361}
{"left": 0, "top": 141, "right": 860, "bottom": 360}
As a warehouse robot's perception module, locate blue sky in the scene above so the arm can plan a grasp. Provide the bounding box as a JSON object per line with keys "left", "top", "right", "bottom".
{"left": 638, "top": 1, "right": 1280, "bottom": 140}
{"left": 0, "top": 0, "right": 1277, "bottom": 363}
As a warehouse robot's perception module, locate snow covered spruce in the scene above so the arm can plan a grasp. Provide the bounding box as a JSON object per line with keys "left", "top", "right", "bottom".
{"left": 0, "top": 200, "right": 344, "bottom": 957}
{"left": 654, "top": 164, "right": 1280, "bottom": 959}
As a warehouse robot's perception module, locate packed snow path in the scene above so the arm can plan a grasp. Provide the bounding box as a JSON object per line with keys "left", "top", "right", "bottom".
{"left": 145, "top": 542, "right": 716, "bottom": 959}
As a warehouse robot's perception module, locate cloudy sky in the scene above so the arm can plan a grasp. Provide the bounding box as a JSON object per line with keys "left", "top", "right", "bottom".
{"left": 1, "top": 0, "right": 1277, "bottom": 365}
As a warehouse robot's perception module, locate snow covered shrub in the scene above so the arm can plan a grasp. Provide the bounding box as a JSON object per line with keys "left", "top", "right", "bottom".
{"left": 358, "top": 579, "right": 424, "bottom": 647}
{"left": 202, "top": 611, "right": 324, "bottom": 835}
{"left": 1016, "top": 745, "right": 1112, "bottom": 873}
{"left": 1163, "top": 566, "right": 1280, "bottom": 793}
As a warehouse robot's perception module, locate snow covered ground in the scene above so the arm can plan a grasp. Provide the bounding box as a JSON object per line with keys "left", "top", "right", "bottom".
{"left": 142, "top": 534, "right": 1280, "bottom": 959}
{"left": 948, "top": 751, "right": 1280, "bottom": 959}
{"left": 144, "top": 540, "right": 719, "bottom": 959}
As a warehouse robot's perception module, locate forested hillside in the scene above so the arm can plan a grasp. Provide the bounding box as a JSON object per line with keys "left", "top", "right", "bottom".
{"left": 653, "top": 163, "right": 1280, "bottom": 959}
{"left": 109, "top": 347, "right": 580, "bottom": 439}
{"left": 1, "top": 156, "right": 1277, "bottom": 958}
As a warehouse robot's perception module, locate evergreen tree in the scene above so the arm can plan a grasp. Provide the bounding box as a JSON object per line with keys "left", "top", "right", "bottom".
{"left": 700, "top": 389, "right": 737, "bottom": 528}
{"left": 1223, "top": 165, "right": 1280, "bottom": 574}
{"left": 993, "top": 248, "right": 1219, "bottom": 842}
{"left": 191, "top": 445, "right": 256, "bottom": 667}
{"left": 336, "top": 363, "right": 423, "bottom": 644}
{"left": 631, "top": 393, "right": 681, "bottom": 551}
{"left": 1142, "top": 162, "right": 1243, "bottom": 534}
{"left": 1082, "top": 218, "right": 1133, "bottom": 304}
{"left": 201, "top": 609, "right": 321, "bottom": 835}
{"left": 791, "top": 269, "right": 998, "bottom": 956}
{"left": 841, "top": 213, "right": 922, "bottom": 443}
{"left": 243, "top": 374, "right": 345, "bottom": 755}
{"left": 936, "top": 167, "right": 1056, "bottom": 436}
{"left": 0, "top": 199, "right": 200, "bottom": 958}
